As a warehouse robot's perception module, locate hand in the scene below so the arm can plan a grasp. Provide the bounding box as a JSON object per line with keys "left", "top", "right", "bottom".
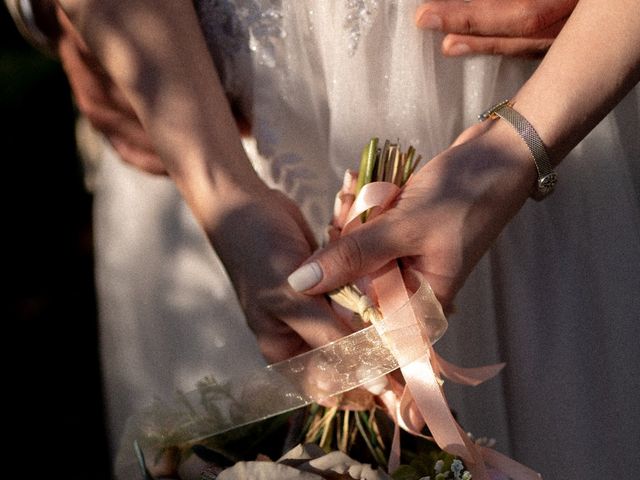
{"left": 416, "top": 0, "right": 578, "bottom": 58}
{"left": 287, "top": 121, "right": 535, "bottom": 311}
{"left": 52, "top": 3, "right": 166, "bottom": 174}
{"left": 209, "top": 189, "right": 352, "bottom": 363}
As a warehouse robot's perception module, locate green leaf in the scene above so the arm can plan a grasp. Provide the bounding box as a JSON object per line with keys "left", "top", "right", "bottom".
{"left": 391, "top": 465, "right": 421, "bottom": 480}
{"left": 383, "top": 144, "right": 397, "bottom": 183}
{"left": 376, "top": 139, "right": 391, "bottom": 182}
{"left": 355, "top": 409, "right": 387, "bottom": 468}
{"left": 356, "top": 137, "right": 379, "bottom": 194}
{"left": 402, "top": 146, "right": 416, "bottom": 185}
{"left": 356, "top": 137, "right": 379, "bottom": 222}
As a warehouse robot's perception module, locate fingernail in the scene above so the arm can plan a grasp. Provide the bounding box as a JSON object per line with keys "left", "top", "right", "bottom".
{"left": 288, "top": 262, "right": 323, "bottom": 292}
{"left": 343, "top": 170, "right": 353, "bottom": 190}
{"left": 418, "top": 13, "right": 442, "bottom": 30}
{"left": 446, "top": 43, "right": 471, "bottom": 56}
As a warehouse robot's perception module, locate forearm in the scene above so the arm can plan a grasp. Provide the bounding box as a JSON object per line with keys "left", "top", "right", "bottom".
{"left": 509, "top": 0, "right": 640, "bottom": 165}
{"left": 55, "top": 0, "right": 268, "bottom": 230}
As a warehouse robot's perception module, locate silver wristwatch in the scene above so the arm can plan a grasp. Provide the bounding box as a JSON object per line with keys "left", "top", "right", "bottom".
{"left": 479, "top": 99, "right": 557, "bottom": 200}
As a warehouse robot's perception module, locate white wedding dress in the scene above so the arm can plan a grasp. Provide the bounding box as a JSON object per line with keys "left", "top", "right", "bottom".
{"left": 98, "top": 1, "right": 640, "bottom": 478}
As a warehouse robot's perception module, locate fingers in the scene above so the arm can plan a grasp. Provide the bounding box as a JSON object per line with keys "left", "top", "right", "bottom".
{"left": 417, "top": 0, "right": 531, "bottom": 37}
{"left": 416, "top": 0, "right": 577, "bottom": 57}
{"left": 57, "top": 4, "right": 167, "bottom": 174}
{"left": 255, "top": 329, "right": 307, "bottom": 364}
{"left": 416, "top": 0, "right": 570, "bottom": 37}
{"left": 286, "top": 299, "right": 354, "bottom": 348}
{"left": 440, "top": 17, "right": 565, "bottom": 58}
{"left": 442, "top": 33, "right": 554, "bottom": 58}
{"left": 249, "top": 295, "right": 353, "bottom": 364}
{"left": 272, "top": 190, "right": 319, "bottom": 250}
{"left": 108, "top": 136, "right": 167, "bottom": 174}
{"left": 287, "top": 218, "right": 405, "bottom": 295}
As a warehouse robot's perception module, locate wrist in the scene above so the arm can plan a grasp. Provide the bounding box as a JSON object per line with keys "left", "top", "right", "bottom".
{"left": 173, "top": 155, "right": 271, "bottom": 235}
{"left": 475, "top": 119, "right": 540, "bottom": 201}
{"left": 479, "top": 99, "right": 557, "bottom": 200}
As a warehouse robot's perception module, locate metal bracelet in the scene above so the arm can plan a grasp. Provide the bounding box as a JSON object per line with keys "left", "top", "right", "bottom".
{"left": 480, "top": 99, "right": 557, "bottom": 200}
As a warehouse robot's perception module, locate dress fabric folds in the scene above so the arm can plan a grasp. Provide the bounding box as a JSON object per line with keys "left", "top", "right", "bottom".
{"left": 98, "top": 1, "right": 640, "bottom": 478}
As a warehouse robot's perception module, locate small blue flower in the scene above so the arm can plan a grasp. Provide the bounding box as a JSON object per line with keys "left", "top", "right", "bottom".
{"left": 451, "top": 459, "right": 464, "bottom": 478}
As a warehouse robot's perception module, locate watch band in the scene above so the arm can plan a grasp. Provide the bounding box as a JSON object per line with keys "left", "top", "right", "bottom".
{"left": 479, "top": 99, "right": 557, "bottom": 200}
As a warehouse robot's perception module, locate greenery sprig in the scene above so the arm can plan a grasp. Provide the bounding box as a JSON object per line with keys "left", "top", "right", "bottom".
{"left": 135, "top": 138, "right": 473, "bottom": 479}
{"left": 328, "top": 137, "right": 422, "bottom": 324}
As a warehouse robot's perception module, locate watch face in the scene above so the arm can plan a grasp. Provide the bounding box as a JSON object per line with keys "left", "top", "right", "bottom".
{"left": 538, "top": 172, "right": 558, "bottom": 195}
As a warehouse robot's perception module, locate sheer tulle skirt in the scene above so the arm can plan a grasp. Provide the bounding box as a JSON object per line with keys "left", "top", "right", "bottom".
{"left": 98, "top": 1, "right": 640, "bottom": 477}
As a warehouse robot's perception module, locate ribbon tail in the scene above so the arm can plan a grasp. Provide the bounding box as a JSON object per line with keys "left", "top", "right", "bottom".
{"left": 400, "top": 355, "right": 491, "bottom": 480}
{"left": 335, "top": 181, "right": 541, "bottom": 479}
{"left": 435, "top": 352, "right": 506, "bottom": 386}
{"left": 480, "top": 446, "right": 544, "bottom": 480}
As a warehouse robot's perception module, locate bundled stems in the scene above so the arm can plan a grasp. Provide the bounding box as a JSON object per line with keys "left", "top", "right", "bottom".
{"left": 319, "top": 138, "right": 423, "bottom": 468}
{"left": 357, "top": 137, "right": 421, "bottom": 194}
{"left": 328, "top": 137, "right": 421, "bottom": 325}
{"left": 303, "top": 402, "right": 387, "bottom": 469}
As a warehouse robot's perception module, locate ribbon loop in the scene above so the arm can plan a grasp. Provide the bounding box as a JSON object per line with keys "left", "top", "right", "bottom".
{"left": 340, "top": 179, "right": 541, "bottom": 480}
{"left": 120, "top": 175, "right": 542, "bottom": 480}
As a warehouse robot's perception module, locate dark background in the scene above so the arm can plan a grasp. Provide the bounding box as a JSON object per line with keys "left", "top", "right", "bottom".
{"left": 2, "top": 4, "right": 111, "bottom": 478}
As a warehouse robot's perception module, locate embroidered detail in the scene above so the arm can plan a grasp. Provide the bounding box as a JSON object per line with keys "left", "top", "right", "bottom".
{"left": 255, "top": 120, "right": 332, "bottom": 234}
{"left": 196, "top": 0, "right": 331, "bottom": 234}
{"left": 237, "top": 0, "right": 286, "bottom": 68}
{"left": 256, "top": 123, "right": 315, "bottom": 197}
{"left": 197, "top": 0, "right": 285, "bottom": 69}
{"left": 344, "top": 0, "right": 380, "bottom": 56}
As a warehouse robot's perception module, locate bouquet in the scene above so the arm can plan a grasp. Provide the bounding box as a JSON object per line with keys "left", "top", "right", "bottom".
{"left": 121, "top": 139, "right": 538, "bottom": 480}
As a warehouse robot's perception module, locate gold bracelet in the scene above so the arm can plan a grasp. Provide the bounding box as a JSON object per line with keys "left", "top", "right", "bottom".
{"left": 479, "top": 99, "right": 557, "bottom": 200}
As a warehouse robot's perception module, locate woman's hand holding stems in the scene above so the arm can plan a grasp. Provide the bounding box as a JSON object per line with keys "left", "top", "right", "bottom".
{"left": 54, "top": 0, "right": 639, "bottom": 363}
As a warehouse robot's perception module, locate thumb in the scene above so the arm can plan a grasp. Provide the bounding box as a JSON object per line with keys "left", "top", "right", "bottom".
{"left": 441, "top": 33, "right": 557, "bottom": 58}
{"left": 287, "top": 220, "right": 402, "bottom": 295}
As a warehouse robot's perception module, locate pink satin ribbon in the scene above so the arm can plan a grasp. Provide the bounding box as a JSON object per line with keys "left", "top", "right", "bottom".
{"left": 336, "top": 181, "right": 541, "bottom": 479}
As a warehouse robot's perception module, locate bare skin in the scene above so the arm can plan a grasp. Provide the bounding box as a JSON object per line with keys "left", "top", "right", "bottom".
{"left": 416, "top": 0, "right": 578, "bottom": 57}
{"left": 292, "top": 0, "right": 640, "bottom": 313}
{"left": 48, "top": 0, "right": 572, "bottom": 360}
{"left": 37, "top": 0, "right": 576, "bottom": 178}
{"left": 51, "top": 4, "right": 165, "bottom": 174}
{"left": 51, "top": 0, "right": 639, "bottom": 361}
{"left": 54, "top": 0, "right": 352, "bottom": 363}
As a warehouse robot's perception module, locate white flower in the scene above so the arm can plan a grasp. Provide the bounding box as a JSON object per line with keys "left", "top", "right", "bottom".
{"left": 218, "top": 461, "right": 321, "bottom": 479}
{"left": 217, "top": 443, "right": 392, "bottom": 480}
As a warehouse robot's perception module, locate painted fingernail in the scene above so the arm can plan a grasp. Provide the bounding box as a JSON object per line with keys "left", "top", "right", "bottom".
{"left": 343, "top": 170, "right": 354, "bottom": 190}
{"left": 446, "top": 43, "right": 471, "bottom": 56}
{"left": 288, "top": 262, "right": 323, "bottom": 292}
{"left": 418, "top": 13, "right": 442, "bottom": 30}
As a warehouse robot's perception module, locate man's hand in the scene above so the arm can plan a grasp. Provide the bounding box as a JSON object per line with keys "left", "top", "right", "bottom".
{"left": 416, "top": 0, "right": 578, "bottom": 57}
{"left": 44, "top": 2, "right": 166, "bottom": 174}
